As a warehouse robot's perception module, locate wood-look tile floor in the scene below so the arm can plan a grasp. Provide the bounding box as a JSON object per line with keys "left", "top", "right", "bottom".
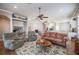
{"left": 0, "top": 41, "right": 16, "bottom": 55}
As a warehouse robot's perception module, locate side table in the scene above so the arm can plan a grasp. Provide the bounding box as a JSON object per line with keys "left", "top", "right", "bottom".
{"left": 66, "top": 40, "right": 76, "bottom": 55}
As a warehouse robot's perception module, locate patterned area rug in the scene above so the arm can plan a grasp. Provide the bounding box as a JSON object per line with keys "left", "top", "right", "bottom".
{"left": 15, "top": 41, "right": 67, "bottom": 55}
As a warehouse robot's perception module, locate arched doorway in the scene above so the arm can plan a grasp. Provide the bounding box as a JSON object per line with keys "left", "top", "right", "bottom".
{"left": 0, "top": 15, "right": 10, "bottom": 41}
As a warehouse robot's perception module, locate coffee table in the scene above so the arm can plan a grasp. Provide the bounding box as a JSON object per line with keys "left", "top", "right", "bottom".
{"left": 36, "top": 39, "right": 52, "bottom": 52}
{"left": 36, "top": 39, "right": 52, "bottom": 47}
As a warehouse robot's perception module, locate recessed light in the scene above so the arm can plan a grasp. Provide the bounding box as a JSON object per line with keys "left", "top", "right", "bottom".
{"left": 59, "top": 9, "right": 63, "bottom": 12}
{"left": 14, "top": 5, "right": 17, "bottom": 9}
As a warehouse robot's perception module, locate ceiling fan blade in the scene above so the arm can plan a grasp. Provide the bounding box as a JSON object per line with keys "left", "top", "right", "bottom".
{"left": 43, "top": 17, "right": 48, "bottom": 18}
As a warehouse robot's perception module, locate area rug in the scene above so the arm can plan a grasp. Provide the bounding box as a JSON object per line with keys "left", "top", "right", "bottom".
{"left": 15, "top": 41, "right": 67, "bottom": 55}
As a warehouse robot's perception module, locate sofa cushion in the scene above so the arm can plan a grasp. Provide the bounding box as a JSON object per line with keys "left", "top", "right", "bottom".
{"left": 56, "top": 33, "right": 64, "bottom": 39}
{"left": 49, "top": 32, "right": 56, "bottom": 38}
{"left": 55, "top": 39, "right": 62, "bottom": 42}
{"left": 42, "top": 32, "right": 49, "bottom": 37}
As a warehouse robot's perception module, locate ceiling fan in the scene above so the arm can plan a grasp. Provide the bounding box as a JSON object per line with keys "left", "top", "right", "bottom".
{"left": 38, "top": 7, "right": 48, "bottom": 20}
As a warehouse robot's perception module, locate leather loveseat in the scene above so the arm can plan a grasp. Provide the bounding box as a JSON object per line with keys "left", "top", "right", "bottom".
{"left": 41, "top": 32, "right": 68, "bottom": 47}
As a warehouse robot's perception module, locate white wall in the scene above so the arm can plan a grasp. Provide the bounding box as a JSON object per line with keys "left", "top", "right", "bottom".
{"left": 53, "top": 18, "right": 70, "bottom": 32}
{"left": 28, "top": 17, "right": 44, "bottom": 33}
{"left": 59, "top": 22, "right": 70, "bottom": 32}
{"left": 77, "top": 16, "right": 79, "bottom": 38}
{"left": 27, "top": 17, "right": 70, "bottom": 34}
{"left": 56, "top": 23, "right": 60, "bottom": 31}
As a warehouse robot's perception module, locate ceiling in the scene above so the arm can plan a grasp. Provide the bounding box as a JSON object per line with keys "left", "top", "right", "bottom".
{"left": 0, "top": 3, "right": 78, "bottom": 21}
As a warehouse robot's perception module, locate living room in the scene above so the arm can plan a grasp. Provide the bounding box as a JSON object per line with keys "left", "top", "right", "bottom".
{"left": 0, "top": 3, "right": 79, "bottom": 55}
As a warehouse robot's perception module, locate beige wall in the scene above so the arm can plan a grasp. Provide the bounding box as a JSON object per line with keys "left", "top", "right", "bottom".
{"left": 0, "top": 9, "right": 12, "bottom": 33}
{"left": 0, "top": 17, "right": 10, "bottom": 33}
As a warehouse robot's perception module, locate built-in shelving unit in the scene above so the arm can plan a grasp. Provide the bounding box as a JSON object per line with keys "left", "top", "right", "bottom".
{"left": 12, "top": 18, "right": 27, "bottom": 22}
{"left": 12, "top": 13, "right": 27, "bottom": 33}
{"left": 70, "top": 17, "right": 77, "bottom": 32}
{"left": 0, "top": 9, "right": 28, "bottom": 39}
{"left": 68, "top": 17, "right": 78, "bottom": 40}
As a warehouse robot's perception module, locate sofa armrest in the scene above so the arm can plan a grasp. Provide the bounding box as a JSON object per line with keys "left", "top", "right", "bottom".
{"left": 64, "top": 37, "right": 68, "bottom": 41}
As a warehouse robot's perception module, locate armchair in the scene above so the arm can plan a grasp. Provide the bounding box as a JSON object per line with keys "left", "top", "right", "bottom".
{"left": 3, "top": 32, "right": 26, "bottom": 50}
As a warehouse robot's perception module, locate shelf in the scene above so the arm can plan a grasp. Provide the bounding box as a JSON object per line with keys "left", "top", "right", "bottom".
{"left": 12, "top": 18, "right": 27, "bottom": 22}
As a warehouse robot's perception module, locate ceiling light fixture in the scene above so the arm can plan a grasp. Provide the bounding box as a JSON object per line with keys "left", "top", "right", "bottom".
{"left": 14, "top": 5, "right": 17, "bottom": 9}
{"left": 59, "top": 9, "right": 63, "bottom": 12}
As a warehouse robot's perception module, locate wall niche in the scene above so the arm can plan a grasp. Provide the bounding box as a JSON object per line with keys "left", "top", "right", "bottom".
{"left": 0, "top": 15, "right": 10, "bottom": 33}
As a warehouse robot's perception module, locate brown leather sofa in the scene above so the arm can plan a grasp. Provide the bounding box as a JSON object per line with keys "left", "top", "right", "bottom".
{"left": 41, "top": 32, "right": 68, "bottom": 47}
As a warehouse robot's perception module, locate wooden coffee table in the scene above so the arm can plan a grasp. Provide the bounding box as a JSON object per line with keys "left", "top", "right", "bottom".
{"left": 36, "top": 39, "right": 52, "bottom": 52}
{"left": 36, "top": 39, "right": 52, "bottom": 47}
